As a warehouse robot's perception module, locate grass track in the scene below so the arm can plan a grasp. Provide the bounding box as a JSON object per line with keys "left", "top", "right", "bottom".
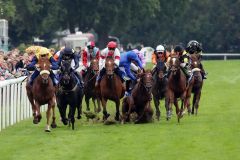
{"left": 0, "top": 60, "right": 240, "bottom": 160}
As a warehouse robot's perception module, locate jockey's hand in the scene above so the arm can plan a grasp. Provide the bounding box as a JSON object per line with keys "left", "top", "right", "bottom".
{"left": 35, "top": 64, "right": 39, "bottom": 68}
{"left": 114, "top": 64, "right": 118, "bottom": 68}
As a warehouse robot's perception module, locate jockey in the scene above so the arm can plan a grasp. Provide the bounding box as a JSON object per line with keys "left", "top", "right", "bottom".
{"left": 186, "top": 40, "right": 207, "bottom": 79}
{"left": 151, "top": 45, "right": 169, "bottom": 75}
{"left": 95, "top": 41, "right": 125, "bottom": 88}
{"left": 81, "top": 41, "right": 100, "bottom": 76}
{"left": 58, "top": 47, "right": 84, "bottom": 88}
{"left": 119, "top": 49, "right": 143, "bottom": 96}
{"left": 27, "top": 47, "right": 58, "bottom": 86}
{"left": 170, "top": 45, "right": 190, "bottom": 78}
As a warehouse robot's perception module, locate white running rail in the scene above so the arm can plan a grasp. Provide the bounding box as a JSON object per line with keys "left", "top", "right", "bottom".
{"left": 0, "top": 76, "right": 47, "bottom": 131}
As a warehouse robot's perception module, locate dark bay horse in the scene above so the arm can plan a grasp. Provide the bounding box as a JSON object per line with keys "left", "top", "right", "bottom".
{"left": 166, "top": 56, "right": 188, "bottom": 122}
{"left": 83, "top": 58, "right": 101, "bottom": 113}
{"left": 99, "top": 57, "right": 125, "bottom": 121}
{"left": 152, "top": 61, "right": 168, "bottom": 120}
{"left": 56, "top": 59, "right": 83, "bottom": 130}
{"left": 122, "top": 70, "right": 153, "bottom": 124}
{"left": 185, "top": 54, "right": 203, "bottom": 115}
{"left": 26, "top": 56, "right": 56, "bottom": 132}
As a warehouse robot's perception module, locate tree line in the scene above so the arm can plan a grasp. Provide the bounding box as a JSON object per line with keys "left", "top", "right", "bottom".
{"left": 1, "top": 0, "right": 239, "bottom": 52}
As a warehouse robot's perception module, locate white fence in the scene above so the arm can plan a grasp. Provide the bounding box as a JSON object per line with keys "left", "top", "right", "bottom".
{"left": 202, "top": 53, "right": 240, "bottom": 60}
{"left": 0, "top": 77, "right": 47, "bottom": 131}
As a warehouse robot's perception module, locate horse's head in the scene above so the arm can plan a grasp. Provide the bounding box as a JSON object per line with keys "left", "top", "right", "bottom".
{"left": 60, "top": 59, "right": 73, "bottom": 85}
{"left": 105, "top": 56, "right": 115, "bottom": 76}
{"left": 38, "top": 56, "right": 51, "bottom": 84}
{"left": 139, "top": 70, "right": 153, "bottom": 93}
{"left": 90, "top": 58, "right": 99, "bottom": 73}
{"left": 189, "top": 54, "right": 202, "bottom": 81}
{"left": 155, "top": 61, "right": 167, "bottom": 80}
{"left": 169, "top": 56, "right": 180, "bottom": 75}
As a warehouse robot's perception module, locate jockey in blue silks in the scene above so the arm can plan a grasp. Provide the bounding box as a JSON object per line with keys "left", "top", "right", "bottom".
{"left": 119, "top": 49, "right": 143, "bottom": 96}
{"left": 27, "top": 47, "right": 59, "bottom": 86}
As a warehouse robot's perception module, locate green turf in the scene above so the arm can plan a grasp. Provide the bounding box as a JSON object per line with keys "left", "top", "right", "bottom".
{"left": 0, "top": 60, "right": 240, "bottom": 160}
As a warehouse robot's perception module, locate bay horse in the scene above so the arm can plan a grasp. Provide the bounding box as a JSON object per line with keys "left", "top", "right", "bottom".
{"left": 83, "top": 58, "right": 101, "bottom": 113}
{"left": 185, "top": 54, "right": 203, "bottom": 115}
{"left": 152, "top": 61, "right": 168, "bottom": 120}
{"left": 26, "top": 56, "right": 56, "bottom": 132}
{"left": 56, "top": 59, "right": 83, "bottom": 130}
{"left": 99, "top": 56, "right": 125, "bottom": 121}
{"left": 122, "top": 70, "right": 153, "bottom": 124}
{"left": 166, "top": 55, "right": 188, "bottom": 122}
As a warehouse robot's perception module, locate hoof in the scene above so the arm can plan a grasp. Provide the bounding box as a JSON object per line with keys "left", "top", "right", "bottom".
{"left": 77, "top": 115, "right": 81, "bottom": 119}
{"left": 45, "top": 126, "right": 51, "bottom": 132}
{"left": 33, "top": 119, "right": 38, "bottom": 124}
{"left": 51, "top": 123, "right": 57, "bottom": 128}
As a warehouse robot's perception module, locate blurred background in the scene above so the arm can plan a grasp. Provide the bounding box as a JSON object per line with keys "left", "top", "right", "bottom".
{"left": 0, "top": 0, "right": 239, "bottom": 52}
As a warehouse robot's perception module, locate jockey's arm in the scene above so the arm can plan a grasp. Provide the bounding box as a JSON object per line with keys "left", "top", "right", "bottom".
{"left": 134, "top": 54, "right": 143, "bottom": 69}
{"left": 49, "top": 57, "right": 59, "bottom": 70}
{"left": 73, "top": 53, "right": 80, "bottom": 70}
{"left": 114, "top": 49, "right": 121, "bottom": 67}
{"left": 26, "top": 56, "right": 38, "bottom": 71}
{"left": 126, "top": 66, "right": 136, "bottom": 81}
{"left": 82, "top": 50, "right": 88, "bottom": 67}
{"left": 99, "top": 49, "right": 107, "bottom": 70}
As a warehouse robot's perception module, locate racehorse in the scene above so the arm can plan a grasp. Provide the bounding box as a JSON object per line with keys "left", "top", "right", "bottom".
{"left": 185, "top": 54, "right": 203, "bottom": 115}
{"left": 83, "top": 57, "right": 101, "bottom": 113}
{"left": 99, "top": 56, "right": 125, "bottom": 121}
{"left": 26, "top": 56, "right": 57, "bottom": 132}
{"left": 166, "top": 55, "right": 188, "bottom": 122}
{"left": 122, "top": 70, "right": 153, "bottom": 124}
{"left": 56, "top": 59, "right": 83, "bottom": 130}
{"left": 152, "top": 61, "right": 168, "bottom": 120}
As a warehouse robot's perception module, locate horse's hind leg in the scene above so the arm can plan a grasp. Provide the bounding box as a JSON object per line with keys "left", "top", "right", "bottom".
{"left": 153, "top": 96, "right": 160, "bottom": 121}
{"left": 92, "top": 98, "right": 97, "bottom": 113}
{"left": 51, "top": 100, "right": 57, "bottom": 128}
{"left": 96, "top": 98, "right": 101, "bottom": 113}
{"left": 101, "top": 98, "right": 109, "bottom": 121}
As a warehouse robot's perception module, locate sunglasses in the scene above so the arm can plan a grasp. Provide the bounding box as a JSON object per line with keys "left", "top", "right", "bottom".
{"left": 157, "top": 52, "right": 164, "bottom": 54}
{"left": 88, "top": 46, "right": 94, "bottom": 49}
{"left": 108, "top": 48, "right": 115, "bottom": 51}
{"left": 40, "top": 54, "right": 47, "bottom": 57}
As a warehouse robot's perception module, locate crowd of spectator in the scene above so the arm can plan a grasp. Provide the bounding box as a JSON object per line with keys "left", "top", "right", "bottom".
{"left": 0, "top": 49, "right": 33, "bottom": 81}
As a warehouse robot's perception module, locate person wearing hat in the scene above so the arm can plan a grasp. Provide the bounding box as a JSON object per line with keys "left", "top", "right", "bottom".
{"left": 26, "top": 47, "right": 59, "bottom": 86}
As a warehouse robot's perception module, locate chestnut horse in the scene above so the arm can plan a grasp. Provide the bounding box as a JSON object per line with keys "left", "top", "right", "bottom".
{"left": 83, "top": 58, "right": 101, "bottom": 113}
{"left": 56, "top": 59, "right": 83, "bottom": 130}
{"left": 152, "top": 61, "right": 168, "bottom": 120}
{"left": 166, "top": 56, "right": 188, "bottom": 122}
{"left": 26, "top": 56, "right": 56, "bottom": 132}
{"left": 122, "top": 70, "right": 153, "bottom": 124}
{"left": 99, "top": 56, "right": 125, "bottom": 121}
{"left": 185, "top": 54, "right": 203, "bottom": 115}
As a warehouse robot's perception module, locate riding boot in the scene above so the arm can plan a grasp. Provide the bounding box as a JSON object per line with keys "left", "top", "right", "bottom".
{"left": 95, "top": 68, "right": 106, "bottom": 88}
{"left": 29, "top": 70, "right": 40, "bottom": 85}
{"left": 74, "top": 71, "right": 84, "bottom": 88}
{"left": 200, "top": 63, "right": 207, "bottom": 79}
{"left": 124, "top": 80, "right": 131, "bottom": 96}
{"left": 114, "top": 67, "right": 126, "bottom": 90}
{"left": 50, "top": 71, "right": 58, "bottom": 86}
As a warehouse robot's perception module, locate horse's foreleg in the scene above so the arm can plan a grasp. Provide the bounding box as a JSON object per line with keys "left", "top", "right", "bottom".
{"left": 101, "top": 98, "right": 109, "bottom": 121}
{"left": 85, "top": 96, "right": 90, "bottom": 111}
{"left": 164, "top": 97, "right": 169, "bottom": 120}
{"left": 115, "top": 99, "right": 120, "bottom": 121}
{"left": 45, "top": 105, "right": 51, "bottom": 132}
{"left": 92, "top": 98, "right": 97, "bottom": 113}
{"left": 192, "top": 93, "right": 196, "bottom": 115}
{"left": 153, "top": 96, "right": 160, "bottom": 121}
{"left": 70, "top": 104, "right": 76, "bottom": 130}
{"left": 194, "top": 91, "right": 201, "bottom": 115}
{"left": 96, "top": 98, "right": 101, "bottom": 113}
